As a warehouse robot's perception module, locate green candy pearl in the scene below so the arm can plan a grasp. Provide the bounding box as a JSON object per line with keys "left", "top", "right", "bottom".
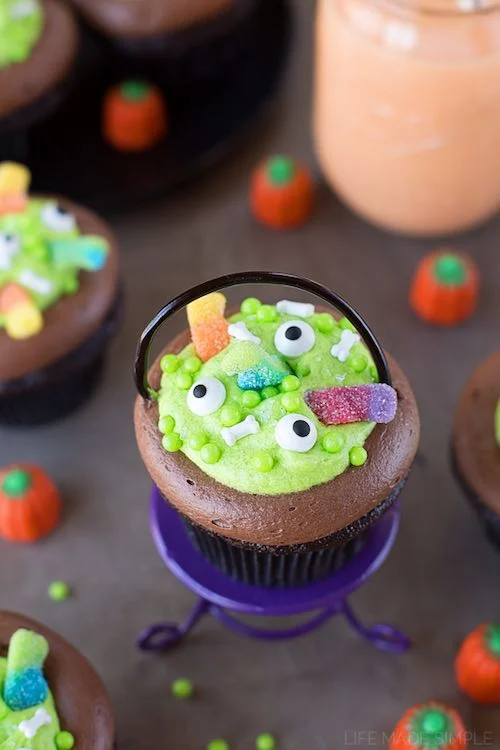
{"left": 339, "top": 317, "right": 356, "bottom": 332}
{"left": 55, "top": 731, "right": 75, "bottom": 750}
{"left": 159, "top": 415, "right": 175, "bottom": 435}
{"left": 161, "top": 354, "right": 180, "bottom": 374}
{"left": 349, "top": 354, "right": 367, "bottom": 373}
{"left": 242, "top": 390, "right": 261, "bottom": 408}
{"left": 254, "top": 453, "right": 274, "bottom": 473}
{"left": 256, "top": 305, "right": 278, "bottom": 323}
{"left": 281, "top": 375, "right": 300, "bottom": 392}
{"left": 184, "top": 356, "right": 202, "bottom": 374}
{"left": 176, "top": 371, "right": 193, "bottom": 390}
{"left": 262, "top": 386, "right": 279, "bottom": 400}
{"left": 171, "top": 678, "right": 194, "bottom": 699}
{"left": 322, "top": 433, "right": 345, "bottom": 454}
{"left": 207, "top": 741, "right": 230, "bottom": 750}
{"left": 295, "top": 362, "right": 311, "bottom": 378}
{"left": 241, "top": 297, "right": 262, "bottom": 315}
{"left": 190, "top": 432, "right": 208, "bottom": 451}
{"left": 201, "top": 444, "right": 221, "bottom": 464}
{"left": 313, "top": 313, "right": 335, "bottom": 333}
{"left": 162, "top": 433, "right": 183, "bottom": 452}
{"left": 221, "top": 404, "right": 242, "bottom": 427}
{"left": 369, "top": 365, "right": 379, "bottom": 383}
{"left": 48, "top": 581, "right": 71, "bottom": 602}
{"left": 281, "top": 393, "right": 302, "bottom": 412}
{"left": 256, "top": 734, "right": 276, "bottom": 750}
{"left": 350, "top": 446, "right": 367, "bottom": 466}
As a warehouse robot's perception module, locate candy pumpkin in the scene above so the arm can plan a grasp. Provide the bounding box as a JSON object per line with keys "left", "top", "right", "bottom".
{"left": 250, "top": 156, "right": 314, "bottom": 229}
{"left": 103, "top": 80, "right": 168, "bottom": 152}
{"left": 410, "top": 250, "right": 479, "bottom": 327}
{"left": 389, "top": 702, "right": 466, "bottom": 750}
{"left": 0, "top": 465, "right": 61, "bottom": 543}
{"left": 455, "top": 623, "right": 500, "bottom": 704}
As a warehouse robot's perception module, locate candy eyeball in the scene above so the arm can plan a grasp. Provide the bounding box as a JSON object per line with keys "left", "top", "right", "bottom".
{"left": 275, "top": 414, "right": 317, "bottom": 453}
{"left": 187, "top": 377, "right": 226, "bottom": 416}
{"left": 40, "top": 202, "right": 77, "bottom": 233}
{"left": 0, "top": 232, "right": 20, "bottom": 269}
{"left": 274, "top": 320, "right": 315, "bottom": 357}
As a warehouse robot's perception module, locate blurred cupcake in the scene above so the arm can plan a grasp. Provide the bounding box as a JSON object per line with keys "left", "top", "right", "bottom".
{"left": 0, "top": 611, "right": 115, "bottom": 749}
{"left": 71, "top": 0, "right": 255, "bottom": 85}
{"left": 453, "top": 350, "right": 500, "bottom": 549}
{"left": 134, "top": 273, "right": 419, "bottom": 587}
{"left": 0, "top": 0, "right": 79, "bottom": 160}
{"left": 0, "top": 162, "right": 121, "bottom": 426}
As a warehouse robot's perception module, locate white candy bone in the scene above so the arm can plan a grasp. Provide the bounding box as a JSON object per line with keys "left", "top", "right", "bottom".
{"left": 276, "top": 300, "right": 315, "bottom": 318}
{"left": 228, "top": 321, "right": 261, "bottom": 344}
{"left": 19, "top": 708, "right": 52, "bottom": 739}
{"left": 10, "top": 0, "right": 38, "bottom": 18}
{"left": 221, "top": 415, "right": 260, "bottom": 447}
{"left": 331, "top": 329, "right": 360, "bottom": 363}
{"left": 19, "top": 269, "right": 53, "bottom": 295}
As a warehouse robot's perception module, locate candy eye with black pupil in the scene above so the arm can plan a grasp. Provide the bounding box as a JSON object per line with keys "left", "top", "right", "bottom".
{"left": 0, "top": 232, "right": 20, "bottom": 268}
{"left": 41, "top": 202, "right": 77, "bottom": 232}
{"left": 187, "top": 377, "right": 226, "bottom": 416}
{"left": 274, "top": 320, "right": 316, "bottom": 357}
{"left": 275, "top": 414, "right": 317, "bottom": 452}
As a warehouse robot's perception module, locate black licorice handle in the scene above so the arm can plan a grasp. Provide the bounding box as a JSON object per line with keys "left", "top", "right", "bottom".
{"left": 134, "top": 271, "right": 392, "bottom": 401}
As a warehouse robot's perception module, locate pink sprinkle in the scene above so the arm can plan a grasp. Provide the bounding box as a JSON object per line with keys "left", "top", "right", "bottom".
{"left": 305, "top": 384, "right": 397, "bottom": 426}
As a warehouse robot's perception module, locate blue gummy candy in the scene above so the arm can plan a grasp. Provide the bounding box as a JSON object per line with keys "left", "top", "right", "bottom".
{"left": 4, "top": 668, "right": 49, "bottom": 711}
{"left": 237, "top": 361, "right": 287, "bottom": 391}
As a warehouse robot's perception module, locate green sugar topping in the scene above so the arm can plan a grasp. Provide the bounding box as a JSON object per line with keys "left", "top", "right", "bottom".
{"left": 2, "top": 468, "right": 31, "bottom": 497}
{"left": 0, "top": 0, "right": 44, "bottom": 69}
{"left": 157, "top": 296, "right": 379, "bottom": 495}
{"left": 410, "top": 706, "right": 454, "bottom": 749}
{"left": 434, "top": 254, "right": 466, "bottom": 286}
{"left": 485, "top": 624, "right": 500, "bottom": 657}
{"left": 0, "top": 629, "right": 70, "bottom": 749}
{"left": 267, "top": 156, "right": 295, "bottom": 185}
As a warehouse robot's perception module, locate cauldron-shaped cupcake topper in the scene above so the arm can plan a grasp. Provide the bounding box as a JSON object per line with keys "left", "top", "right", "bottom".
{"left": 134, "top": 271, "right": 392, "bottom": 401}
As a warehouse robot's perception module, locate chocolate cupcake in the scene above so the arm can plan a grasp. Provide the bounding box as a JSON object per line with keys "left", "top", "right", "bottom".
{"left": 453, "top": 351, "right": 500, "bottom": 548}
{"left": 0, "top": 162, "right": 121, "bottom": 426}
{"left": 71, "top": 0, "right": 255, "bottom": 87}
{"left": 0, "top": 611, "right": 115, "bottom": 749}
{"left": 0, "top": 0, "right": 79, "bottom": 161}
{"left": 134, "top": 272, "right": 419, "bottom": 587}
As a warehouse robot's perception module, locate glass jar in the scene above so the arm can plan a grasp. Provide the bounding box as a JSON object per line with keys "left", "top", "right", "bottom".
{"left": 313, "top": 0, "right": 500, "bottom": 236}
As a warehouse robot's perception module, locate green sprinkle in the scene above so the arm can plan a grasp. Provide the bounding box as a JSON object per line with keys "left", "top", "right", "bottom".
{"left": 162, "top": 433, "right": 183, "bottom": 453}
{"left": 190, "top": 432, "right": 208, "bottom": 450}
{"left": 313, "top": 313, "right": 335, "bottom": 333}
{"left": 256, "top": 305, "right": 278, "bottom": 323}
{"left": 254, "top": 453, "right": 274, "bottom": 473}
{"left": 322, "top": 433, "right": 345, "bottom": 454}
{"left": 281, "top": 393, "right": 302, "bottom": 412}
{"left": 242, "top": 390, "right": 261, "bottom": 408}
{"left": 295, "top": 362, "right": 311, "bottom": 378}
{"left": 241, "top": 297, "right": 262, "bottom": 315}
{"left": 48, "top": 581, "right": 71, "bottom": 602}
{"left": 159, "top": 415, "right": 175, "bottom": 435}
{"left": 221, "top": 404, "right": 242, "bottom": 428}
{"left": 262, "top": 386, "right": 279, "bottom": 400}
{"left": 339, "top": 317, "right": 356, "bottom": 332}
{"left": 176, "top": 371, "right": 193, "bottom": 390}
{"left": 268, "top": 156, "right": 294, "bottom": 185}
{"left": 350, "top": 446, "right": 367, "bottom": 466}
{"left": 201, "top": 444, "right": 221, "bottom": 464}
{"left": 184, "top": 356, "right": 202, "bottom": 374}
{"left": 2, "top": 468, "right": 32, "bottom": 498}
{"left": 171, "top": 678, "right": 194, "bottom": 699}
{"left": 161, "top": 354, "right": 180, "bottom": 374}
{"left": 207, "top": 741, "right": 230, "bottom": 750}
{"left": 256, "top": 734, "right": 276, "bottom": 750}
{"left": 281, "top": 375, "right": 300, "bottom": 392}
{"left": 349, "top": 354, "right": 367, "bottom": 373}
{"left": 55, "top": 731, "right": 75, "bottom": 750}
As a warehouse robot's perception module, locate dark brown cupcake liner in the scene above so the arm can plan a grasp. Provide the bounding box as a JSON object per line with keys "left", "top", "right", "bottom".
{"left": 452, "top": 447, "right": 500, "bottom": 550}
{"left": 0, "top": 289, "right": 123, "bottom": 427}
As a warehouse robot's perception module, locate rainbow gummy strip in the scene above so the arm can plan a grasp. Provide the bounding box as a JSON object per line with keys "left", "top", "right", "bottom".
{"left": 3, "top": 629, "right": 49, "bottom": 712}
{"left": 0, "top": 283, "right": 43, "bottom": 339}
{"left": 305, "top": 384, "right": 397, "bottom": 426}
{"left": 187, "top": 292, "right": 230, "bottom": 362}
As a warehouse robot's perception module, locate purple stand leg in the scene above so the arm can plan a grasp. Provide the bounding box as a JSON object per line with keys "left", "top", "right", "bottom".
{"left": 136, "top": 599, "right": 210, "bottom": 652}
{"left": 340, "top": 600, "right": 411, "bottom": 653}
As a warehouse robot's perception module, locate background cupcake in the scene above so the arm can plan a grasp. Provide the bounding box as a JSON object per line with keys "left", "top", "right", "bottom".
{"left": 134, "top": 273, "right": 420, "bottom": 587}
{"left": 0, "top": 611, "right": 115, "bottom": 749}
{"left": 0, "top": 162, "right": 121, "bottom": 426}
{"left": 0, "top": 0, "right": 79, "bottom": 160}
{"left": 453, "top": 350, "right": 500, "bottom": 549}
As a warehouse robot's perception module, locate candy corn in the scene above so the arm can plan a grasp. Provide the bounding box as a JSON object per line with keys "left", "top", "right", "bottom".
{"left": 305, "top": 384, "right": 397, "bottom": 426}
{"left": 0, "top": 283, "right": 43, "bottom": 340}
{"left": 187, "top": 292, "right": 230, "bottom": 362}
{"left": 0, "top": 162, "right": 30, "bottom": 215}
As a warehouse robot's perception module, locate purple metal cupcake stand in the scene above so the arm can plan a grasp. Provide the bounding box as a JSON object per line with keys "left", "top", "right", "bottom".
{"left": 136, "top": 487, "right": 411, "bottom": 653}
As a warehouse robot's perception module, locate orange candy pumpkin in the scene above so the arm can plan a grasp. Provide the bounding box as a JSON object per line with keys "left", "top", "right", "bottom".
{"left": 455, "top": 623, "right": 500, "bottom": 704}
{"left": 103, "top": 80, "right": 168, "bottom": 152}
{"left": 0, "top": 465, "right": 61, "bottom": 543}
{"left": 250, "top": 156, "right": 314, "bottom": 229}
{"left": 410, "top": 250, "right": 479, "bottom": 327}
{"left": 389, "top": 702, "right": 466, "bottom": 750}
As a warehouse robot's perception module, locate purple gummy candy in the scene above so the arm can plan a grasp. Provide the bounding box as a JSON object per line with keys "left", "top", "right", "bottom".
{"left": 304, "top": 384, "right": 397, "bottom": 426}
